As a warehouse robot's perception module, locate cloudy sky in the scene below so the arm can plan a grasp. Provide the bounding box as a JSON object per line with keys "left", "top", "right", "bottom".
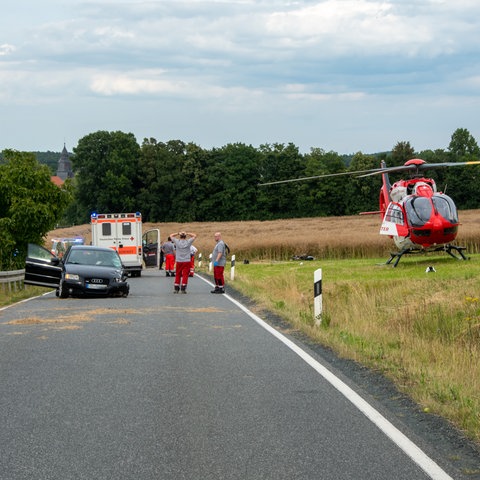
{"left": 2, "top": 0, "right": 480, "bottom": 155}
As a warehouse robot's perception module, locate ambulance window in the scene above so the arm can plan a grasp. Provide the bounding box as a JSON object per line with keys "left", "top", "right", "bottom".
{"left": 123, "top": 222, "right": 132, "bottom": 235}
{"left": 102, "top": 223, "right": 111, "bottom": 236}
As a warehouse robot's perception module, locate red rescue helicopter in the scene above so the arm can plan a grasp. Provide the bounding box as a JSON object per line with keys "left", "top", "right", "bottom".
{"left": 260, "top": 158, "right": 480, "bottom": 266}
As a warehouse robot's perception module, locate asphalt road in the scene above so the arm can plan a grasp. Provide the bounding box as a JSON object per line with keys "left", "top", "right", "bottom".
{"left": 0, "top": 269, "right": 469, "bottom": 479}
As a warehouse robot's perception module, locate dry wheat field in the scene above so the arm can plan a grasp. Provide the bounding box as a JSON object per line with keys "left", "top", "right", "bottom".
{"left": 48, "top": 209, "right": 480, "bottom": 260}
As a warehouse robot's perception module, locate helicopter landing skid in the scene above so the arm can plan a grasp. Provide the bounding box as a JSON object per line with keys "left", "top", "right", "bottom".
{"left": 439, "top": 244, "right": 468, "bottom": 261}
{"left": 386, "top": 244, "right": 468, "bottom": 267}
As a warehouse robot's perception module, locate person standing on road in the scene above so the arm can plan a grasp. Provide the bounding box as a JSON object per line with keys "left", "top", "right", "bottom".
{"left": 162, "top": 237, "right": 176, "bottom": 277}
{"left": 211, "top": 231, "right": 227, "bottom": 294}
{"left": 170, "top": 231, "right": 197, "bottom": 293}
{"left": 189, "top": 244, "right": 198, "bottom": 277}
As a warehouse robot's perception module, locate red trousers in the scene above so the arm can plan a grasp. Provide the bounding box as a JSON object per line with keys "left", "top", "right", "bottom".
{"left": 189, "top": 255, "right": 195, "bottom": 276}
{"left": 165, "top": 253, "right": 175, "bottom": 272}
{"left": 175, "top": 261, "right": 191, "bottom": 287}
{"left": 213, "top": 265, "right": 225, "bottom": 287}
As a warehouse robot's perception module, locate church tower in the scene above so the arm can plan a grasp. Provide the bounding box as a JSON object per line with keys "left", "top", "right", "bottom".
{"left": 56, "top": 144, "right": 73, "bottom": 180}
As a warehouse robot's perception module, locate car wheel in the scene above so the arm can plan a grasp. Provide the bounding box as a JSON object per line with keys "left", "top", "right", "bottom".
{"left": 58, "top": 281, "right": 69, "bottom": 298}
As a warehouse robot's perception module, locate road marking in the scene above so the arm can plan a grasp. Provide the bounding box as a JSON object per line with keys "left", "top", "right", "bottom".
{"left": 197, "top": 275, "right": 453, "bottom": 480}
{"left": 0, "top": 291, "right": 53, "bottom": 312}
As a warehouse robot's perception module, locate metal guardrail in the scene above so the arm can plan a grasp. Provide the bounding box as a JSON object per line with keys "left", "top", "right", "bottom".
{"left": 0, "top": 269, "right": 25, "bottom": 293}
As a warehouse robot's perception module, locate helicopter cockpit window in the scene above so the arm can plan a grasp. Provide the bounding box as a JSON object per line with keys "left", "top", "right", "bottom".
{"left": 384, "top": 203, "right": 404, "bottom": 224}
{"left": 432, "top": 194, "right": 458, "bottom": 223}
{"left": 405, "top": 197, "right": 432, "bottom": 227}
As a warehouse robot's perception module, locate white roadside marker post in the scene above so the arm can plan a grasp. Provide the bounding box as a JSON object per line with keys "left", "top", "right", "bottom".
{"left": 314, "top": 268, "right": 322, "bottom": 325}
{"left": 230, "top": 254, "right": 236, "bottom": 281}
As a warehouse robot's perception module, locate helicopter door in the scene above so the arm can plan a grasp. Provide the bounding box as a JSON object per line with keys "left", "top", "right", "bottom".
{"left": 380, "top": 203, "right": 408, "bottom": 237}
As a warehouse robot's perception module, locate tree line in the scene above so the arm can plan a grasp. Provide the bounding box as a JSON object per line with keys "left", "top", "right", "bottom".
{"left": 1, "top": 127, "right": 479, "bottom": 269}
{"left": 64, "top": 127, "right": 480, "bottom": 225}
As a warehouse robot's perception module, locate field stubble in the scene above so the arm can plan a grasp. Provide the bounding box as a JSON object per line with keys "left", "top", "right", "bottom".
{"left": 48, "top": 210, "right": 480, "bottom": 444}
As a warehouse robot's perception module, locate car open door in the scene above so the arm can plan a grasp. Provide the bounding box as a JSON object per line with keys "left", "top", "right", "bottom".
{"left": 142, "top": 228, "right": 161, "bottom": 268}
{"left": 24, "top": 243, "right": 62, "bottom": 288}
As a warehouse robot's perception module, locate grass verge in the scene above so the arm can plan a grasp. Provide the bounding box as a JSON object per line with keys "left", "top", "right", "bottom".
{"left": 228, "top": 254, "right": 480, "bottom": 445}
{"left": 0, "top": 285, "right": 49, "bottom": 308}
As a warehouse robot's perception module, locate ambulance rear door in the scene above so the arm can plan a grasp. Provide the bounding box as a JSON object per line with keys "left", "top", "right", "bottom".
{"left": 91, "top": 212, "right": 143, "bottom": 276}
{"left": 142, "top": 228, "right": 161, "bottom": 268}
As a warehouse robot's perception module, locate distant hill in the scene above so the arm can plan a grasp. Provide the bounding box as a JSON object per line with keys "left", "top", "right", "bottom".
{"left": 33, "top": 151, "right": 63, "bottom": 174}
{"left": 0, "top": 150, "right": 63, "bottom": 175}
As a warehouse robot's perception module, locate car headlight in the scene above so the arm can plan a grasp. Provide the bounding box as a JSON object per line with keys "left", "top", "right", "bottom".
{"left": 113, "top": 276, "right": 122, "bottom": 283}
{"left": 65, "top": 273, "right": 80, "bottom": 281}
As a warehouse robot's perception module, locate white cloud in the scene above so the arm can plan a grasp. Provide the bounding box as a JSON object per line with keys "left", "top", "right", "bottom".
{"left": 0, "top": 44, "right": 16, "bottom": 56}
{"left": 1, "top": 0, "right": 480, "bottom": 153}
{"left": 90, "top": 71, "right": 187, "bottom": 96}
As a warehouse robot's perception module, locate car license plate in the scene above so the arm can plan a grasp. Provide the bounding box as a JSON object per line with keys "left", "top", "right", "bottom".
{"left": 86, "top": 283, "right": 107, "bottom": 289}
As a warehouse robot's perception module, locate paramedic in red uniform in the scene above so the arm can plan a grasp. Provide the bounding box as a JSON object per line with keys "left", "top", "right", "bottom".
{"left": 170, "top": 232, "right": 197, "bottom": 293}
{"left": 189, "top": 244, "right": 198, "bottom": 277}
{"left": 162, "top": 237, "right": 176, "bottom": 277}
{"left": 211, "top": 232, "right": 227, "bottom": 294}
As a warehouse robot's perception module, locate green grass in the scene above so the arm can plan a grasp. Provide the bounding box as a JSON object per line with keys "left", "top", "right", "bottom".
{"left": 228, "top": 253, "right": 480, "bottom": 444}
{"left": 0, "top": 284, "right": 49, "bottom": 307}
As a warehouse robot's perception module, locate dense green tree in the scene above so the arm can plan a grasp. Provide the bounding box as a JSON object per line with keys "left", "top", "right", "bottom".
{"left": 200, "top": 143, "right": 261, "bottom": 221}
{"left": 183, "top": 142, "right": 211, "bottom": 221}
{"left": 448, "top": 128, "right": 480, "bottom": 159}
{"left": 346, "top": 152, "right": 381, "bottom": 214}
{"left": 138, "top": 138, "right": 187, "bottom": 222}
{"left": 138, "top": 139, "right": 211, "bottom": 222}
{"left": 295, "top": 148, "right": 329, "bottom": 217}
{"left": 391, "top": 141, "right": 415, "bottom": 165}
{"left": 416, "top": 149, "right": 448, "bottom": 163}
{"left": 0, "top": 150, "right": 72, "bottom": 268}
{"left": 297, "top": 149, "right": 348, "bottom": 216}
{"left": 72, "top": 131, "right": 141, "bottom": 222}
{"left": 175, "top": 141, "right": 211, "bottom": 222}
{"left": 257, "top": 143, "right": 306, "bottom": 219}
{"left": 442, "top": 129, "right": 480, "bottom": 207}
{"left": 442, "top": 164, "right": 480, "bottom": 209}
{"left": 1, "top": 150, "right": 61, "bottom": 174}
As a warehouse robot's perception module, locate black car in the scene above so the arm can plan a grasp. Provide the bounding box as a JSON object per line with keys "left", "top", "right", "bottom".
{"left": 24, "top": 244, "right": 130, "bottom": 298}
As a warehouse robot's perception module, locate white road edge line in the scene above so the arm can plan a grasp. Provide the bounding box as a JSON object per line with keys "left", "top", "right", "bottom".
{"left": 0, "top": 291, "right": 53, "bottom": 312}
{"left": 197, "top": 276, "right": 453, "bottom": 480}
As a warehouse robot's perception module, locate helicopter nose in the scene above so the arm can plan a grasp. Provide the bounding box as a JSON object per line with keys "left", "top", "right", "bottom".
{"left": 431, "top": 213, "right": 443, "bottom": 228}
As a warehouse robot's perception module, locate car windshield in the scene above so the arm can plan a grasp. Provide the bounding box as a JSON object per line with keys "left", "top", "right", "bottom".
{"left": 67, "top": 249, "right": 122, "bottom": 268}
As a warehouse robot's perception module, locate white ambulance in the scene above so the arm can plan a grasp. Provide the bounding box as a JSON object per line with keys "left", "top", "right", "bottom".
{"left": 91, "top": 212, "right": 144, "bottom": 277}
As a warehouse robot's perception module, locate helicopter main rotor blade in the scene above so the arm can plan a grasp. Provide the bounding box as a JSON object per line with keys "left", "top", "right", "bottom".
{"left": 358, "top": 165, "right": 415, "bottom": 177}
{"left": 259, "top": 160, "right": 480, "bottom": 185}
{"left": 358, "top": 160, "right": 480, "bottom": 177}
{"left": 419, "top": 161, "right": 480, "bottom": 169}
{"left": 258, "top": 168, "right": 383, "bottom": 186}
